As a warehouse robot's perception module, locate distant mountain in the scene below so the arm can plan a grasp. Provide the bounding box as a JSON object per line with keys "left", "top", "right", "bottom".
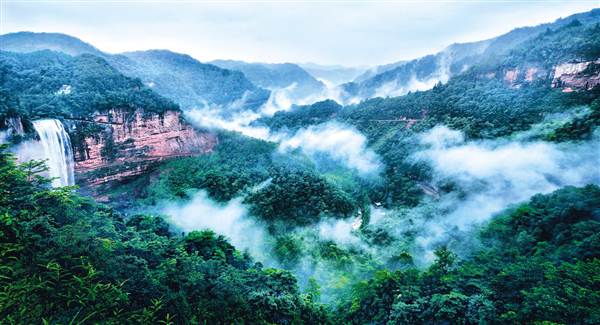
{"left": 351, "top": 61, "right": 406, "bottom": 83}
{"left": 0, "top": 32, "right": 104, "bottom": 57}
{"left": 0, "top": 32, "right": 270, "bottom": 111}
{"left": 298, "top": 62, "right": 367, "bottom": 85}
{"left": 343, "top": 8, "right": 600, "bottom": 100}
{"left": 210, "top": 60, "right": 325, "bottom": 99}
{"left": 0, "top": 50, "right": 177, "bottom": 119}
{"left": 115, "top": 52, "right": 270, "bottom": 110}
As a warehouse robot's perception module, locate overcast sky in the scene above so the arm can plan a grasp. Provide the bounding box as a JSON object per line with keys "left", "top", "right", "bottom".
{"left": 1, "top": 0, "right": 598, "bottom": 66}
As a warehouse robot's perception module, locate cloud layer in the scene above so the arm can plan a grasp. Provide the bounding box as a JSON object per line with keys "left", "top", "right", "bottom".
{"left": 410, "top": 125, "right": 600, "bottom": 262}
{"left": 278, "top": 121, "right": 382, "bottom": 176}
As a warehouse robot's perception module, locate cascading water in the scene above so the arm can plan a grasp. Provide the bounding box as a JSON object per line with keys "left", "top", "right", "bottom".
{"left": 32, "top": 119, "right": 75, "bottom": 187}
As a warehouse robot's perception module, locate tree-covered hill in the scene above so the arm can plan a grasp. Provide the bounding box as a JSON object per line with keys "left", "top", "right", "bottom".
{"left": 211, "top": 60, "right": 326, "bottom": 99}
{"left": 336, "top": 185, "right": 600, "bottom": 324}
{"left": 0, "top": 145, "right": 330, "bottom": 324}
{"left": 114, "top": 51, "right": 271, "bottom": 110}
{"left": 0, "top": 31, "right": 104, "bottom": 57}
{"left": 0, "top": 32, "right": 271, "bottom": 110}
{"left": 342, "top": 8, "right": 600, "bottom": 100}
{"left": 0, "top": 50, "right": 178, "bottom": 123}
{"left": 1, "top": 143, "right": 598, "bottom": 323}
{"left": 257, "top": 19, "right": 600, "bottom": 209}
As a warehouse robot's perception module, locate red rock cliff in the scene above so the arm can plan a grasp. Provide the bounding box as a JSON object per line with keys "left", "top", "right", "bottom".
{"left": 72, "top": 109, "right": 216, "bottom": 186}
{"left": 552, "top": 60, "right": 600, "bottom": 92}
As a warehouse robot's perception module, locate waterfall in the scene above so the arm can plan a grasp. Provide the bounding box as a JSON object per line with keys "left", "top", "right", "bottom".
{"left": 32, "top": 119, "right": 75, "bottom": 187}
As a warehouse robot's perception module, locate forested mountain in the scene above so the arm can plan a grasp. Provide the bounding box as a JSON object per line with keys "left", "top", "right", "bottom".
{"left": 0, "top": 146, "right": 329, "bottom": 324}
{"left": 115, "top": 51, "right": 270, "bottom": 110}
{"left": 296, "top": 62, "right": 366, "bottom": 85}
{"left": 0, "top": 33, "right": 270, "bottom": 110}
{"left": 0, "top": 31, "right": 104, "bottom": 57}
{"left": 343, "top": 8, "right": 600, "bottom": 100}
{"left": 260, "top": 17, "right": 600, "bottom": 207}
{"left": 0, "top": 50, "right": 177, "bottom": 120}
{"left": 0, "top": 49, "right": 217, "bottom": 188}
{"left": 1, "top": 144, "right": 598, "bottom": 323}
{"left": 1, "top": 7, "right": 600, "bottom": 325}
{"left": 211, "top": 60, "right": 326, "bottom": 100}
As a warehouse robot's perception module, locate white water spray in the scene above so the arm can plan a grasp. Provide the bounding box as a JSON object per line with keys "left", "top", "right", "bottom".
{"left": 32, "top": 119, "right": 75, "bottom": 187}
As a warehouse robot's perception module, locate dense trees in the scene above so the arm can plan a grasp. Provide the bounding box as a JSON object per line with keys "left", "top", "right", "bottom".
{"left": 336, "top": 185, "right": 600, "bottom": 324}
{"left": 0, "top": 50, "right": 178, "bottom": 124}
{"left": 0, "top": 145, "right": 330, "bottom": 324}
{"left": 3, "top": 146, "right": 597, "bottom": 324}
{"left": 1, "top": 9, "right": 599, "bottom": 325}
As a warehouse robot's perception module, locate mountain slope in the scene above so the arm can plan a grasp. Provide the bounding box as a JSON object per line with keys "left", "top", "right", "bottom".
{"left": 343, "top": 8, "right": 600, "bottom": 100}
{"left": 0, "top": 50, "right": 177, "bottom": 119}
{"left": 0, "top": 31, "right": 104, "bottom": 57}
{"left": 115, "top": 51, "right": 270, "bottom": 110}
{"left": 0, "top": 33, "right": 270, "bottom": 110}
{"left": 210, "top": 60, "right": 325, "bottom": 99}
{"left": 0, "top": 50, "right": 216, "bottom": 186}
{"left": 296, "top": 62, "right": 367, "bottom": 85}
{"left": 261, "top": 19, "right": 600, "bottom": 208}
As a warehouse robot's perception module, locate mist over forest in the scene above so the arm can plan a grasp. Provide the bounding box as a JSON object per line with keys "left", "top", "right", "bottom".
{"left": 1, "top": 3, "right": 600, "bottom": 324}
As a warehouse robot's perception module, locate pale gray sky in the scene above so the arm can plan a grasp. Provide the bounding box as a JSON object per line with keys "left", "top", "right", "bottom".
{"left": 1, "top": 0, "right": 598, "bottom": 66}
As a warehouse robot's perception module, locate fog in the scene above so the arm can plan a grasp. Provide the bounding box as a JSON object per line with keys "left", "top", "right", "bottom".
{"left": 409, "top": 125, "right": 600, "bottom": 262}
{"left": 162, "top": 190, "right": 272, "bottom": 263}
{"left": 279, "top": 122, "right": 382, "bottom": 176}
{"left": 373, "top": 54, "right": 450, "bottom": 98}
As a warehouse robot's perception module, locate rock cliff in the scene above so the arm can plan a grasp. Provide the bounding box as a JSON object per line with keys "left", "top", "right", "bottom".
{"left": 552, "top": 60, "right": 600, "bottom": 92}
{"left": 71, "top": 109, "right": 216, "bottom": 186}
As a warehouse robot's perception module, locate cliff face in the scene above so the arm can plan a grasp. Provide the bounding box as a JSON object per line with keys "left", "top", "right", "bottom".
{"left": 72, "top": 109, "right": 216, "bottom": 186}
{"left": 502, "top": 67, "right": 548, "bottom": 88}
{"left": 552, "top": 60, "right": 600, "bottom": 92}
{"left": 493, "top": 60, "right": 600, "bottom": 90}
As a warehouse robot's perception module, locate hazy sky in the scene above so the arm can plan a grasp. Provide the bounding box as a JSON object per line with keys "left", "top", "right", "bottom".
{"left": 1, "top": 1, "right": 598, "bottom": 66}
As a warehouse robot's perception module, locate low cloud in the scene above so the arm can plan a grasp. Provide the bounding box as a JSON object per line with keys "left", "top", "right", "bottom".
{"left": 410, "top": 125, "right": 600, "bottom": 262}
{"left": 278, "top": 121, "right": 382, "bottom": 176}
{"left": 184, "top": 107, "right": 272, "bottom": 140}
{"left": 317, "top": 217, "right": 362, "bottom": 246}
{"left": 162, "top": 191, "right": 271, "bottom": 262}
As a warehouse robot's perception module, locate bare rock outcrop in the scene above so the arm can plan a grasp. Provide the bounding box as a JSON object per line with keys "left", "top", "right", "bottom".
{"left": 72, "top": 109, "right": 216, "bottom": 186}
{"left": 552, "top": 60, "right": 600, "bottom": 92}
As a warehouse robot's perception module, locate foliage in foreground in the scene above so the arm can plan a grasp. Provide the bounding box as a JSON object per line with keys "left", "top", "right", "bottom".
{"left": 0, "top": 145, "right": 330, "bottom": 324}
{"left": 337, "top": 185, "right": 600, "bottom": 324}
{"left": 2, "top": 140, "right": 598, "bottom": 324}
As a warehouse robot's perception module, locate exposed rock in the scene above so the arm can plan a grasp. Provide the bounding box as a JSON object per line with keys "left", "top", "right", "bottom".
{"left": 502, "top": 66, "right": 547, "bottom": 88}
{"left": 552, "top": 60, "right": 600, "bottom": 91}
{"left": 72, "top": 109, "right": 216, "bottom": 186}
{"left": 525, "top": 67, "right": 542, "bottom": 81}
{"left": 5, "top": 117, "right": 24, "bottom": 135}
{"left": 418, "top": 182, "right": 440, "bottom": 198}
{"left": 504, "top": 69, "right": 520, "bottom": 86}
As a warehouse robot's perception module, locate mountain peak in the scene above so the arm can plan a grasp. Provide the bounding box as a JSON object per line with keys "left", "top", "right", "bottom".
{"left": 0, "top": 31, "right": 103, "bottom": 56}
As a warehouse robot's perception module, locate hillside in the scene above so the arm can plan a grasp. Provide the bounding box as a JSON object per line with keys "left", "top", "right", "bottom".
{"left": 0, "top": 33, "right": 270, "bottom": 110}
{"left": 211, "top": 60, "right": 325, "bottom": 99}
{"left": 343, "top": 8, "right": 600, "bottom": 100}
{"left": 0, "top": 50, "right": 216, "bottom": 187}
{"left": 0, "top": 31, "right": 104, "bottom": 57}
{"left": 297, "top": 62, "right": 366, "bottom": 85}
{"left": 259, "top": 18, "right": 600, "bottom": 207}
{"left": 0, "top": 50, "right": 177, "bottom": 119}
{"left": 1, "top": 6, "right": 600, "bottom": 325}
{"left": 116, "top": 51, "right": 270, "bottom": 110}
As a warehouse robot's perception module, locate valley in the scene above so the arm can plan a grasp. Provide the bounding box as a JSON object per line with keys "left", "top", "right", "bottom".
{"left": 1, "top": 5, "right": 599, "bottom": 324}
